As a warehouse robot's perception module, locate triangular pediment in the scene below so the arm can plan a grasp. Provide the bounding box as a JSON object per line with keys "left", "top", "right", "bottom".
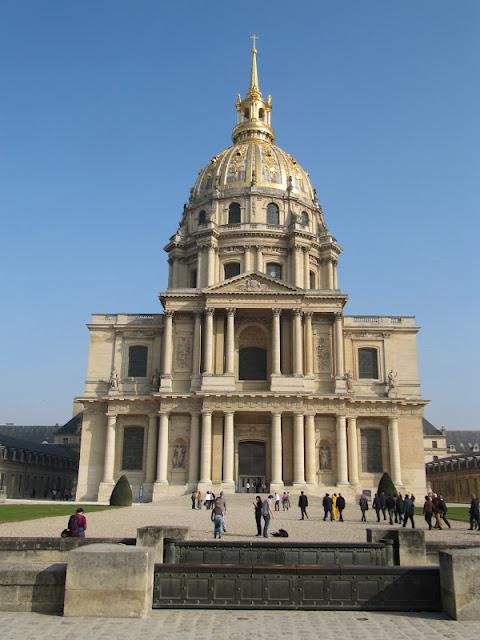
{"left": 205, "top": 272, "right": 300, "bottom": 294}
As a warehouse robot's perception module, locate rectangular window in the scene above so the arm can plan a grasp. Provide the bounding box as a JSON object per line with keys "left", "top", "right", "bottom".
{"left": 361, "top": 428, "right": 382, "bottom": 473}
{"left": 128, "top": 345, "right": 148, "bottom": 377}
{"left": 358, "top": 348, "right": 379, "bottom": 379}
{"left": 122, "top": 427, "right": 145, "bottom": 471}
{"left": 432, "top": 441, "right": 438, "bottom": 448}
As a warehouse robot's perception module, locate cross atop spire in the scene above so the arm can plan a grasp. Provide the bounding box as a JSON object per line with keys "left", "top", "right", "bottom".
{"left": 249, "top": 34, "right": 260, "bottom": 94}
{"left": 250, "top": 33, "right": 259, "bottom": 50}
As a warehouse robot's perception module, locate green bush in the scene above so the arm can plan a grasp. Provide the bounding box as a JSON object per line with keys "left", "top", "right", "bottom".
{"left": 377, "top": 472, "right": 397, "bottom": 498}
{"left": 109, "top": 475, "right": 133, "bottom": 506}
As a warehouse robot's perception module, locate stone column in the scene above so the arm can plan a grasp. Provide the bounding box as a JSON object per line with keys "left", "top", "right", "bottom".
{"left": 334, "top": 313, "right": 345, "bottom": 378}
{"left": 206, "top": 244, "right": 215, "bottom": 286}
{"left": 304, "top": 414, "right": 316, "bottom": 484}
{"left": 294, "top": 246, "right": 303, "bottom": 287}
{"left": 161, "top": 311, "right": 174, "bottom": 376}
{"left": 327, "top": 260, "right": 334, "bottom": 289}
{"left": 145, "top": 414, "right": 158, "bottom": 484}
{"left": 272, "top": 309, "right": 281, "bottom": 375}
{"left": 199, "top": 411, "right": 212, "bottom": 483}
{"left": 336, "top": 415, "right": 348, "bottom": 484}
{"left": 188, "top": 413, "right": 200, "bottom": 484}
{"left": 225, "top": 308, "right": 235, "bottom": 375}
{"left": 303, "top": 247, "right": 310, "bottom": 289}
{"left": 304, "top": 312, "right": 313, "bottom": 376}
{"left": 293, "top": 413, "right": 306, "bottom": 485}
{"left": 256, "top": 245, "right": 264, "bottom": 272}
{"left": 222, "top": 411, "right": 234, "bottom": 486}
{"left": 271, "top": 413, "right": 283, "bottom": 485}
{"left": 388, "top": 416, "right": 403, "bottom": 486}
{"left": 293, "top": 310, "right": 303, "bottom": 375}
{"left": 333, "top": 261, "right": 338, "bottom": 289}
{"left": 203, "top": 308, "right": 214, "bottom": 375}
{"left": 347, "top": 417, "right": 359, "bottom": 485}
{"left": 103, "top": 414, "right": 117, "bottom": 483}
{"left": 191, "top": 312, "right": 202, "bottom": 377}
{"left": 196, "top": 246, "right": 204, "bottom": 288}
{"left": 244, "top": 246, "right": 252, "bottom": 271}
{"left": 156, "top": 412, "right": 169, "bottom": 485}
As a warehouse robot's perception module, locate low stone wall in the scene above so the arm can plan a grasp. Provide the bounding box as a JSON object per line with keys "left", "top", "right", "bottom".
{"left": 153, "top": 563, "right": 442, "bottom": 611}
{"left": 0, "top": 562, "right": 66, "bottom": 613}
{"left": 0, "top": 537, "right": 135, "bottom": 564}
{"left": 164, "top": 539, "right": 394, "bottom": 567}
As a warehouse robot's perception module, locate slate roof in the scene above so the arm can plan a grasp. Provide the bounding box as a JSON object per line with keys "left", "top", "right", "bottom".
{"left": 56, "top": 412, "right": 83, "bottom": 435}
{"left": 446, "top": 430, "right": 480, "bottom": 454}
{"left": 0, "top": 425, "right": 59, "bottom": 443}
{"left": 0, "top": 433, "right": 78, "bottom": 460}
{"left": 422, "top": 418, "right": 443, "bottom": 437}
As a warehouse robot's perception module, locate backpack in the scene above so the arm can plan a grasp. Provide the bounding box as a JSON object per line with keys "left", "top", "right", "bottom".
{"left": 68, "top": 514, "right": 78, "bottom": 533}
{"left": 272, "top": 529, "right": 289, "bottom": 538}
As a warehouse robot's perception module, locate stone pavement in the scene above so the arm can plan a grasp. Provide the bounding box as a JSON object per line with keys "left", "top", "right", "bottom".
{"left": 0, "top": 610, "right": 478, "bottom": 640}
{"left": 1, "top": 495, "right": 478, "bottom": 545}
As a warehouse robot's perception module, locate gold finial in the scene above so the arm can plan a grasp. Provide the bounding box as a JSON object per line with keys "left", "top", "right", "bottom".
{"left": 249, "top": 33, "right": 260, "bottom": 93}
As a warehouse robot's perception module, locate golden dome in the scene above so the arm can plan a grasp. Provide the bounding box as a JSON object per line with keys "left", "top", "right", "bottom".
{"left": 191, "top": 140, "right": 315, "bottom": 201}
{"left": 190, "top": 40, "right": 316, "bottom": 204}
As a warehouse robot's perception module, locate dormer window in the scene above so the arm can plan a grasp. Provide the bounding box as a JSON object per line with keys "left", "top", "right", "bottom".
{"left": 228, "top": 202, "right": 241, "bottom": 224}
{"left": 224, "top": 262, "right": 241, "bottom": 279}
{"left": 267, "top": 202, "right": 279, "bottom": 225}
{"left": 266, "top": 262, "right": 282, "bottom": 280}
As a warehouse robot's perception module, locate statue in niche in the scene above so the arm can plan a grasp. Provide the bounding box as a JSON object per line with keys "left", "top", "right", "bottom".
{"left": 109, "top": 368, "right": 119, "bottom": 389}
{"left": 172, "top": 443, "right": 186, "bottom": 469}
{"left": 151, "top": 368, "right": 160, "bottom": 391}
{"left": 345, "top": 370, "right": 354, "bottom": 392}
{"left": 319, "top": 444, "right": 331, "bottom": 470}
{"left": 387, "top": 369, "right": 398, "bottom": 389}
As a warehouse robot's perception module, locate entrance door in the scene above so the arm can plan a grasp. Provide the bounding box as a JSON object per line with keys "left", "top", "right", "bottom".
{"left": 238, "top": 441, "right": 266, "bottom": 493}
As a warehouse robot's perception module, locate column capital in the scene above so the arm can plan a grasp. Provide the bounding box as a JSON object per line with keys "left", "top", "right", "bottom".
{"left": 334, "top": 312, "right": 343, "bottom": 321}
{"left": 205, "top": 308, "right": 215, "bottom": 316}
{"left": 165, "top": 310, "right": 174, "bottom": 319}
{"left": 157, "top": 410, "right": 170, "bottom": 417}
{"left": 148, "top": 413, "right": 158, "bottom": 420}
{"left": 294, "top": 308, "right": 303, "bottom": 317}
{"left": 224, "top": 410, "right": 235, "bottom": 417}
{"left": 106, "top": 413, "right": 117, "bottom": 420}
{"left": 226, "top": 307, "right": 236, "bottom": 316}
{"left": 347, "top": 415, "right": 357, "bottom": 422}
{"left": 201, "top": 410, "right": 213, "bottom": 417}
{"left": 272, "top": 308, "right": 282, "bottom": 317}
{"left": 389, "top": 415, "right": 400, "bottom": 422}
{"left": 304, "top": 311, "right": 313, "bottom": 319}
{"left": 194, "top": 311, "right": 203, "bottom": 319}
{"left": 302, "top": 246, "right": 309, "bottom": 254}
{"left": 271, "top": 411, "right": 282, "bottom": 418}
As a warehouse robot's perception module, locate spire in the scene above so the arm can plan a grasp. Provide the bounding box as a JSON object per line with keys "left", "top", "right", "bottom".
{"left": 231, "top": 36, "right": 275, "bottom": 144}
{"left": 249, "top": 34, "right": 260, "bottom": 95}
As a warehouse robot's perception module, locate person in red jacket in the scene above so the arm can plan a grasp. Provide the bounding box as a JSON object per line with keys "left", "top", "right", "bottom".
{"left": 68, "top": 507, "right": 87, "bottom": 537}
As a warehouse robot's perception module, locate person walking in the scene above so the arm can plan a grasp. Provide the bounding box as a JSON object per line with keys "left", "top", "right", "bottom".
{"left": 379, "top": 492, "right": 387, "bottom": 521}
{"left": 469, "top": 494, "right": 480, "bottom": 530}
{"left": 282, "top": 491, "right": 289, "bottom": 511}
{"left": 196, "top": 491, "right": 202, "bottom": 509}
{"left": 395, "top": 493, "right": 404, "bottom": 525}
{"left": 261, "top": 494, "right": 274, "bottom": 538}
{"left": 215, "top": 491, "right": 227, "bottom": 533}
{"left": 322, "top": 493, "right": 333, "bottom": 521}
{"left": 298, "top": 491, "right": 309, "bottom": 520}
{"left": 386, "top": 494, "right": 396, "bottom": 525}
{"left": 211, "top": 503, "right": 224, "bottom": 539}
{"left": 402, "top": 494, "right": 415, "bottom": 528}
{"left": 191, "top": 491, "right": 197, "bottom": 509}
{"left": 432, "top": 494, "right": 443, "bottom": 530}
{"left": 359, "top": 494, "right": 369, "bottom": 522}
{"left": 254, "top": 496, "right": 263, "bottom": 536}
{"left": 423, "top": 495, "right": 433, "bottom": 530}
{"left": 245, "top": 481, "right": 251, "bottom": 494}
{"left": 372, "top": 493, "right": 381, "bottom": 523}
{"left": 336, "top": 493, "right": 346, "bottom": 522}
{"left": 332, "top": 493, "right": 338, "bottom": 521}
{"left": 275, "top": 493, "right": 281, "bottom": 512}
{"left": 438, "top": 495, "right": 451, "bottom": 529}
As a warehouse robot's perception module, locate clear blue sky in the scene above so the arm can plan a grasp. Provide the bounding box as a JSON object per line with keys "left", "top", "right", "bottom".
{"left": 1, "top": 1, "right": 478, "bottom": 428}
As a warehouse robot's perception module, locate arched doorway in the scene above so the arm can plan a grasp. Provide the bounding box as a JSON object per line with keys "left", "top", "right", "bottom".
{"left": 238, "top": 441, "right": 266, "bottom": 493}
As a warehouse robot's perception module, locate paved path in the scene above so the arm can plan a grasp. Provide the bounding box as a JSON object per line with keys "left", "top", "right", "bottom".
{"left": 1, "top": 610, "right": 478, "bottom": 640}
{"left": 0, "top": 495, "right": 478, "bottom": 545}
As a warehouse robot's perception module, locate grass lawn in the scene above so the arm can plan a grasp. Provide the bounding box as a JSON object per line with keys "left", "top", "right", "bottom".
{"left": 414, "top": 506, "right": 470, "bottom": 523}
{"left": 0, "top": 504, "right": 119, "bottom": 524}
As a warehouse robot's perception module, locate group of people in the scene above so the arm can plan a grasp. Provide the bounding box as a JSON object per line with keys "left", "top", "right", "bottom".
{"left": 191, "top": 490, "right": 218, "bottom": 510}
{"left": 362, "top": 491, "right": 417, "bottom": 527}
{"left": 422, "top": 494, "right": 452, "bottom": 530}
{"left": 321, "top": 493, "right": 346, "bottom": 521}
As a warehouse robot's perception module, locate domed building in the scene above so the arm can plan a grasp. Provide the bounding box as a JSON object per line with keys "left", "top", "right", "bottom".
{"left": 75, "top": 44, "right": 428, "bottom": 502}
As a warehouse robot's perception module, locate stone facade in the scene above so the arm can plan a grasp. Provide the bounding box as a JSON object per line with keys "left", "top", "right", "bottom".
{"left": 423, "top": 418, "right": 448, "bottom": 463}
{"left": 75, "top": 45, "right": 428, "bottom": 503}
{"left": 426, "top": 453, "right": 480, "bottom": 502}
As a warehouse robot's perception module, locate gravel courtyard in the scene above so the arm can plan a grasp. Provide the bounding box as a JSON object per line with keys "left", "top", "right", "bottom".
{"left": 1, "top": 494, "right": 478, "bottom": 545}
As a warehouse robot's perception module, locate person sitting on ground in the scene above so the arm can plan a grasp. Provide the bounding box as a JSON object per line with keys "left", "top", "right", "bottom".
{"left": 68, "top": 507, "right": 87, "bottom": 538}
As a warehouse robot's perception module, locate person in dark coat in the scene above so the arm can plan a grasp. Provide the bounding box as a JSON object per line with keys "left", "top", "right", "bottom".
{"left": 298, "top": 491, "right": 309, "bottom": 520}
{"left": 379, "top": 492, "right": 387, "bottom": 520}
{"left": 432, "top": 494, "right": 443, "bottom": 529}
{"left": 402, "top": 494, "right": 415, "bottom": 528}
{"left": 372, "top": 493, "right": 381, "bottom": 522}
{"left": 322, "top": 493, "right": 333, "bottom": 521}
{"left": 395, "top": 493, "right": 404, "bottom": 524}
{"left": 423, "top": 495, "right": 433, "bottom": 530}
{"left": 469, "top": 494, "right": 480, "bottom": 530}
{"left": 253, "top": 496, "right": 263, "bottom": 536}
{"left": 386, "top": 494, "right": 396, "bottom": 525}
{"left": 359, "top": 494, "right": 369, "bottom": 522}
{"left": 336, "top": 494, "right": 346, "bottom": 522}
{"left": 438, "top": 495, "right": 451, "bottom": 529}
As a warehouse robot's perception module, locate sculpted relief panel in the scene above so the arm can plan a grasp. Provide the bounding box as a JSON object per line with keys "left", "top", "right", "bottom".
{"left": 174, "top": 334, "right": 192, "bottom": 373}
{"left": 313, "top": 324, "right": 332, "bottom": 375}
